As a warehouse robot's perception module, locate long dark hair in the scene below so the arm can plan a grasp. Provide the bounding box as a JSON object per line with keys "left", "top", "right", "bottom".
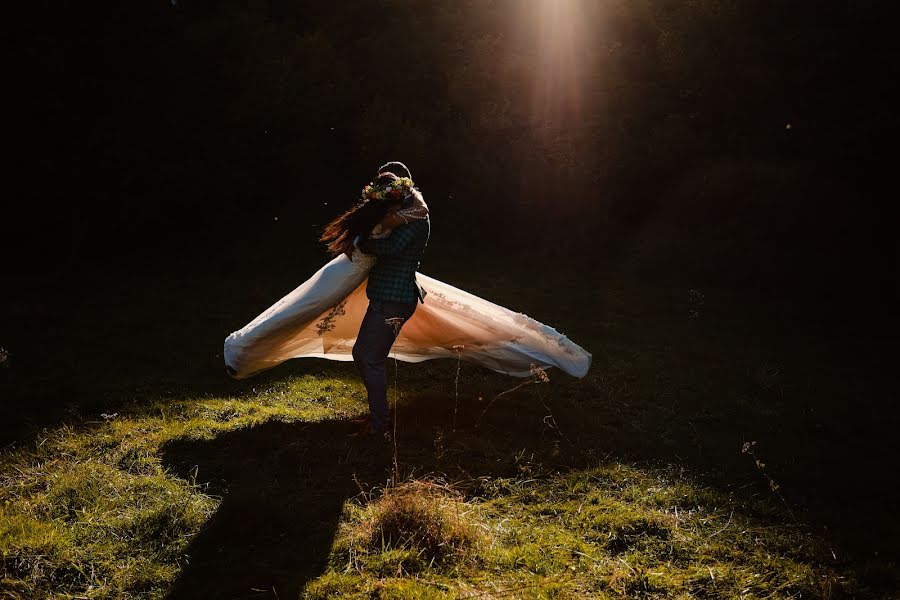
{"left": 320, "top": 172, "right": 399, "bottom": 256}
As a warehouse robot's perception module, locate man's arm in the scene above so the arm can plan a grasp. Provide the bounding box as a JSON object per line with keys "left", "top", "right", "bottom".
{"left": 376, "top": 197, "right": 429, "bottom": 230}
{"left": 357, "top": 221, "right": 425, "bottom": 257}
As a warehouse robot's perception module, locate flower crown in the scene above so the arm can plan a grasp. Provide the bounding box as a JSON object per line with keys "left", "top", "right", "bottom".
{"left": 362, "top": 176, "right": 414, "bottom": 202}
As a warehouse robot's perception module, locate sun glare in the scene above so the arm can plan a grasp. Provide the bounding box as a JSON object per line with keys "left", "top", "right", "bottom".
{"left": 532, "top": 0, "right": 586, "bottom": 127}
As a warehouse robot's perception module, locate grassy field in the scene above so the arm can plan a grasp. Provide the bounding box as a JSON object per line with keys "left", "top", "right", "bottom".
{"left": 1, "top": 255, "right": 897, "bottom": 598}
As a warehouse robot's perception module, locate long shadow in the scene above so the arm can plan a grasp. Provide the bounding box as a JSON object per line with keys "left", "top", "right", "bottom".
{"left": 159, "top": 390, "right": 565, "bottom": 599}
{"left": 162, "top": 419, "right": 392, "bottom": 599}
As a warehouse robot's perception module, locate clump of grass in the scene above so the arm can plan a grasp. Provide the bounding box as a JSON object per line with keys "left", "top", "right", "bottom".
{"left": 597, "top": 511, "right": 672, "bottom": 556}
{"left": 338, "top": 480, "right": 484, "bottom": 573}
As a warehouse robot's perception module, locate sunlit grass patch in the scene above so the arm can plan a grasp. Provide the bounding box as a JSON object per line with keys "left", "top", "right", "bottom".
{"left": 0, "top": 457, "right": 215, "bottom": 598}
{"left": 0, "top": 374, "right": 366, "bottom": 598}
{"left": 0, "top": 360, "right": 871, "bottom": 599}
{"left": 304, "top": 571, "right": 455, "bottom": 600}
{"left": 308, "top": 463, "right": 856, "bottom": 599}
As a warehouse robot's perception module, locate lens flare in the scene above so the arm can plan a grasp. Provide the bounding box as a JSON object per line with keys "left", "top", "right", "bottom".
{"left": 531, "top": 0, "right": 587, "bottom": 128}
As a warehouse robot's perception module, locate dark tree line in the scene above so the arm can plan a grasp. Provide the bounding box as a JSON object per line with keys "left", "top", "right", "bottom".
{"left": 8, "top": 0, "right": 897, "bottom": 297}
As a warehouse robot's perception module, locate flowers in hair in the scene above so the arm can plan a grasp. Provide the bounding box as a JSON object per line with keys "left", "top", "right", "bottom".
{"left": 362, "top": 177, "right": 414, "bottom": 202}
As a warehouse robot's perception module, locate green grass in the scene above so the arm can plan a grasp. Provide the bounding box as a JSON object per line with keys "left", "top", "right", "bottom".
{"left": 0, "top": 262, "right": 896, "bottom": 598}
{"left": 314, "top": 464, "right": 852, "bottom": 599}
{"left": 0, "top": 384, "right": 858, "bottom": 599}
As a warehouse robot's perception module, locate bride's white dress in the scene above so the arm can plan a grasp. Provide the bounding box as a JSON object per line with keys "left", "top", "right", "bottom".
{"left": 224, "top": 248, "right": 591, "bottom": 380}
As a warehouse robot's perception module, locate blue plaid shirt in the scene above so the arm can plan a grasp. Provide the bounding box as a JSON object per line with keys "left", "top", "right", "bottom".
{"left": 357, "top": 217, "right": 430, "bottom": 304}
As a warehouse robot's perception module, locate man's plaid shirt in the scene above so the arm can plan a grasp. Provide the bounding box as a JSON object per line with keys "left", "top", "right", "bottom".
{"left": 357, "top": 216, "right": 430, "bottom": 304}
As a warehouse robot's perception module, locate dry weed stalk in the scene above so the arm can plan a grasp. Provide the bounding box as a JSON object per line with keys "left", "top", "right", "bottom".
{"left": 452, "top": 344, "right": 465, "bottom": 432}
{"left": 385, "top": 317, "right": 406, "bottom": 485}
{"left": 741, "top": 440, "right": 796, "bottom": 521}
{"left": 475, "top": 364, "right": 550, "bottom": 428}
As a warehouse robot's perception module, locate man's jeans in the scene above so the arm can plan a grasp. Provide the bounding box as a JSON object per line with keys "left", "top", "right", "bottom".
{"left": 352, "top": 300, "right": 417, "bottom": 432}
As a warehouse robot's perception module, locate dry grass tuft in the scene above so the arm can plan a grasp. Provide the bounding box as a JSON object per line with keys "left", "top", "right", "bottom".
{"left": 346, "top": 480, "right": 484, "bottom": 568}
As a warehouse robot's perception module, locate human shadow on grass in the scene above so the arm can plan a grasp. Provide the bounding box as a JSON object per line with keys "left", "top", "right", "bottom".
{"left": 161, "top": 418, "right": 393, "bottom": 600}
{"left": 159, "top": 389, "right": 567, "bottom": 600}
{"left": 157, "top": 361, "right": 899, "bottom": 600}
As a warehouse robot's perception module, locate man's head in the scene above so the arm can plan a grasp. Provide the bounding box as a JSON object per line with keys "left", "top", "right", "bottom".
{"left": 377, "top": 161, "right": 411, "bottom": 180}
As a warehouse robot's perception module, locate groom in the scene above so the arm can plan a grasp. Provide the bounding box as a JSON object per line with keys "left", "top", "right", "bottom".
{"left": 350, "top": 161, "right": 430, "bottom": 438}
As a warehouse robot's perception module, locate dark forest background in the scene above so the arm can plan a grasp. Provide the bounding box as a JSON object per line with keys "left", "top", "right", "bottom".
{"left": 8, "top": 1, "right": 897, "bottom": 288}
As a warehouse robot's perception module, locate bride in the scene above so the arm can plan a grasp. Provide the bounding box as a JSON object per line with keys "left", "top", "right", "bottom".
{"left": 224, "top": 163, "right": 591, "bottom": 392}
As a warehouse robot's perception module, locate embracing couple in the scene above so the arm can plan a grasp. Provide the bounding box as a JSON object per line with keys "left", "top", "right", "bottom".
{"left": 223, "top": 161, "right": 591, "bottom": 438}
{"left": 322, "top": 161, "right": 431, "bottom": 438}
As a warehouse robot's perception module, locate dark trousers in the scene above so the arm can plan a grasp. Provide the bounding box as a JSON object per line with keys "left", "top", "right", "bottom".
{"left": 351, "top": 300, "right": 417, "bottom": 431}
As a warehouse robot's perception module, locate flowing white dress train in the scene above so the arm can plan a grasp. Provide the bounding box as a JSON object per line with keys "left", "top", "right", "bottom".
{"left": 224, "top": 252, "right": 591, "bottom": 380}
